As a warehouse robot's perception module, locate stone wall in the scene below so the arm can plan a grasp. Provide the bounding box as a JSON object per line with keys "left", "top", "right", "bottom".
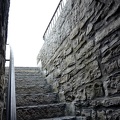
{"left": 37, "top": 0, "right": 120, "bottom": 119}
{"left": 0, "top": 0, "right": 10, "bottom": 119}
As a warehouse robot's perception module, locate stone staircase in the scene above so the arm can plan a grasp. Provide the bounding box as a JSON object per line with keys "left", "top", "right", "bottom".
{"left": 5, "top": 67, "right": 78, "bottom": 120}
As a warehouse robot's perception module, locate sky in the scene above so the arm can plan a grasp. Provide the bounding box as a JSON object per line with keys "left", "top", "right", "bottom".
{"left": 6, "top": 0, "right": 60, "bottom": 67}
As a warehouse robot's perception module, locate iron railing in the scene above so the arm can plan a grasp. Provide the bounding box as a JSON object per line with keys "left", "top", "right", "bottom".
{"left": 43, "top": 0, "right": 68, "bottom": 40}
{"left": 6, "top": 45, "right": 16, "bottom": 120}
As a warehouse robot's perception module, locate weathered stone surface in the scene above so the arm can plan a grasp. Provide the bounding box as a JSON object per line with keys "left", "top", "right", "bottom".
{"left": 104, "top": 60, "right": 118, "bottom": 74}
{"left": 16, "top": 84, "right": 52, "bottom": 94}
{"left": 52, "top": 81, "right": 59, "bottom": 92}
{"left": 72, "top": 38, "right": 79, "bottom": 49}
{"left": 76, "top": 40, "right": 94, "bottom": 60}
{"left": 70, "top": 26, "right": 79, "bottom": 40}
{"left": 76, "top": 88, "right": 86, "bottom": 101}
{"left": 81, "top": 109, "right": 91, "bottom": 118}
{"left": 104, "top": 73, "right": 120, "bottom": 96}
{"left": 54, "top": 68, "right": 61, "bottom": 78}
{"left": 97, "top": 110, "right": 106, "bottom": 120}
{"left": 86, "top": 23, "right": 93, "bottom": 35}
{"left": 65, "top": 47, "right": 73, "bottom": 56}
{"left": 17, "top": 103, "right": 66, "bottom": 120}
{"left": 85, "top": 82, "right": 104, "bottom": 100}
{"left": 60, "top": 75, "right": 69, "bottom": 84}
{"left": 76, "top": 116, "right": 87, "bottom": 120}
{"left": 95, "top": 17, "right": 120, "bottom": 43}
{"left": 38, "top": 0, "right": 120, "bottom": 119}
{"left": 16, "top": 93, "right": 59, "bottom": 106}
{"left": 66, "top": 54, "right": 76, "bottom": 67}
{"left": 46, "top": 73, "right": 54, "bottom": 84}
{"left": 63, "top": 66, "right": 75, "bottom": 75}
{"left": 39, "top": 116, "right": 76, "bottom": 120}
{"left": 16, "top": 78, "right": 46, "bottom": 88}
{"left": 102, "top": 97, "right": 120, "bottom": 107}
{"left": 118, "top": 58, "right": 120, "bottom": 68}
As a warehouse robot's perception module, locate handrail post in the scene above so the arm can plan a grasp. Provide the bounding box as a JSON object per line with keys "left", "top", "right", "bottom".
{"left": 6, "top": 45, "right": 16, "bottom": 120}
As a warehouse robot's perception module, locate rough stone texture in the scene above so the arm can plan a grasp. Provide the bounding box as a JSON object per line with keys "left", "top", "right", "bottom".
{"left": 39, "top": 116, "right": 76, "bottom": 120}
{"left": 5, "top": 67, "right": 74, "bottom": 120}
{"left": 0, "top": 0, "right": 10, "bottom": 119}
{"left": 37, "top": 0, "right": 120, "bottom": 119}
{"left": 17, "top": 103, "right": 66, "bottom": 120}
{"left": 16, "top": 85, "right": 52, "bottom": 94}
{"left": 16, "top": 93, "right": 59, "bottom": 106}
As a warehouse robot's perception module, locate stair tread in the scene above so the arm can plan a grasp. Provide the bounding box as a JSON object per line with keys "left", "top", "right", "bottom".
{"left": 38, "top": 116, "right": 76, "bottom": 120}
{"left": 17, "top": 92, "right": 58, "bottom": 96}
{"left": 17, "top": 103, "right": 66, "bottom": 108}
{"left": 16, "top": 93, "right": 59, "bottom": 106}
{"left": 16, "top": 85, "right": 52, "bottom": 94}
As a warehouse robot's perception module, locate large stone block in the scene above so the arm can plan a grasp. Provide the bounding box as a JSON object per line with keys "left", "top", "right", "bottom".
{"left": 72, "top": 38, "right": 79, "bottom": 49}
{"left": 16, "top": 85, "right": 52, "bottom": 94}
{"left": 65, "top": 54, "right": 76, "bottom": 67}
{"left": 85, "top": 82, "right": 104, "bottom": 100}
{"left": 104, "top": 60, "right": 118, "bottom": 74}
{"left": 16, "top": 93, "right": 59, "bottom": 106}
{"left": 76, "top": 88, "right": 86, "bottom": 101}
{"left": 54, "top": 68, "right": 61, "bottom": 78}
{"left": 81, "top": 109, "right": 92, "bottom": 118}
{"left": 70, "top": 26, "right": 79, "bottom": 40}
{"left": 17, "top": 103, "right": 66, "bottom": 120}
{"left": 63, "top": 66, "right": 75, "bottom": 75}
{"left": 65, "top": 46, "right": 73, "bottom": 56}
{"left": 38, "top": 0, "right": 120, "bottom": 119}
{"left": 95, "top": 17, "right": 120, "bottom": 43}
{"left": 97, "top": 110, "right": 106, "bottom": 120}
{"left": 106, "top": 109, "right": 120, "bottom": 120}
{"left": 76, "top": 40, "right": 94, "bottom": 60}
{"left": 104, "top": 73, "right": 120, "bottom": 96}
{"left": 60, "top": 75, "right": 69, "bottom": 84}
{"left": 102, "top": 97, "right": 120, "bottom": 107}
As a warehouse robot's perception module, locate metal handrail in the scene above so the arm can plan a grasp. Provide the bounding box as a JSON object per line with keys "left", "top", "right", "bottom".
{"left": 6, "top": 45, "right": 16, "bottom": 120}
{"left": 43, "top": 0, "right": 68, "bottom": 40}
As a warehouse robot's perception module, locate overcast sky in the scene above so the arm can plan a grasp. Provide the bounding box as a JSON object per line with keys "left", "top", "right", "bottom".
{"left": 6, "top": 0, "right": 60, "bottom": 67}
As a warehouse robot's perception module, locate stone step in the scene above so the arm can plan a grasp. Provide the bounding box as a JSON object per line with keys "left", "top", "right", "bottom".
{"left": 5, "top": 71, "right": 43, "bottom": 77}
{"left": 15, "top": 76, "right": 46, "bottom": 82}
{"left": 5, "top": 67, "right": 43, "bottom": 76}
{"left": 76, "top": 116, "right": 87, "bottom": 120}
{"left": 17, "top": 103, "right": 66, "bottom": 120}
{"left": 15, "top": 72, "right": 43, "bottom": 77}
{"left": 15, "top": 75, "right": 44, "bottom": 79}
{"left": 16, "top": 93, "right": 59, "bottom": 106}
{"left": 16, "top": 85, "right": 52, "bottom": 94}
{"left": 38, "top": 116, "right": 76, "bottom": 120}
{"left": 15, "top": 78, "right": 47, "bottom": 87}
{"left": 5, "top": 76, "right": 47, "bottom": 88}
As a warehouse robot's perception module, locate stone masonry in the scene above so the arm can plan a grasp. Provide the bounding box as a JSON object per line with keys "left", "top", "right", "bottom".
{"left": 0, "top": 0, "right": 10, "bottom": 119}
{"left": 5, "top": 67, "right": 80, "bottom": 120}
{"left": 37, "top": 0, "right": 120, "bottom": 119}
